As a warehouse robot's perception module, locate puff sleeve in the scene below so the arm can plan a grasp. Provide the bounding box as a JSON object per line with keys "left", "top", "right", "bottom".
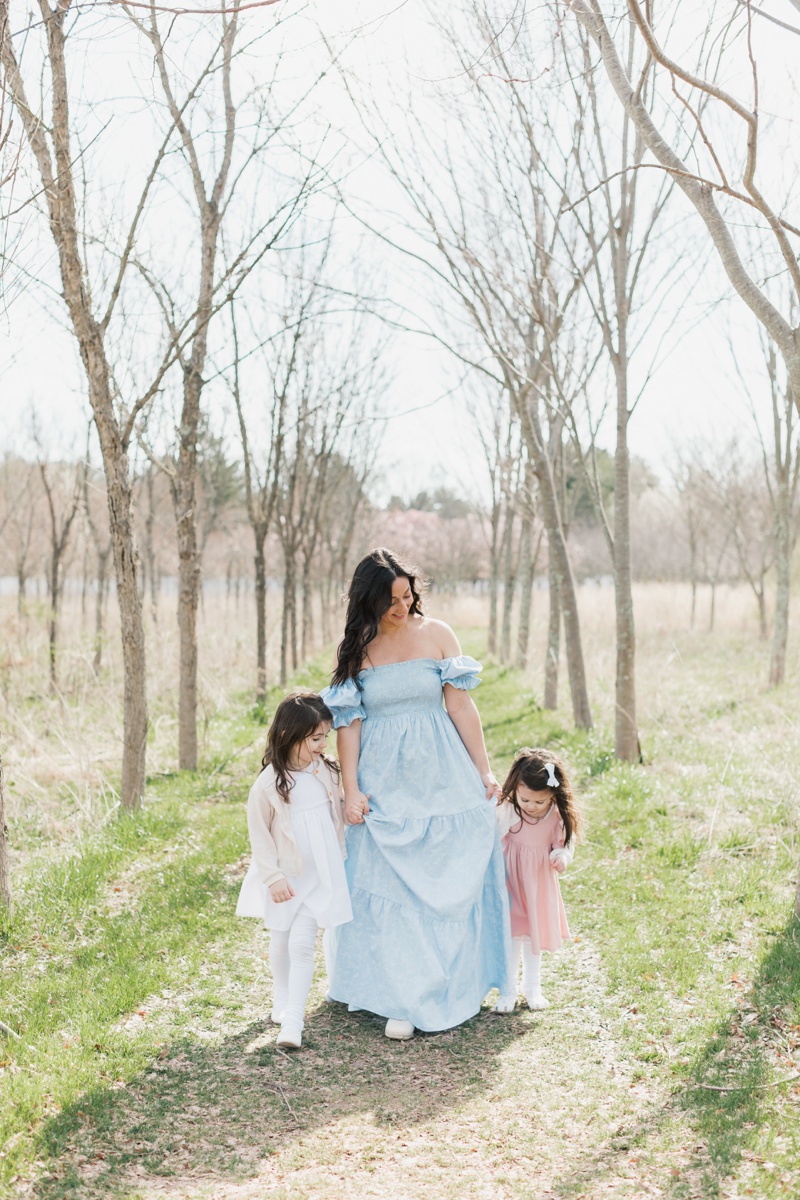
{"left": 320, "top": 679, "right": 366, "bottom": 728}
{"left": 437, "top": 655, "right": 483, "bottom": 691}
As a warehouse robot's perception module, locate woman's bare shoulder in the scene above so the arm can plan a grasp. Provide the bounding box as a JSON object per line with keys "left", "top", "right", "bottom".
{"left": 417, "top": 616, "right": 460, "bottom": 657}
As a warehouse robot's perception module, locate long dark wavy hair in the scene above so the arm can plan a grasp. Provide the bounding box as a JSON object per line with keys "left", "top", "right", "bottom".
{"left": 261, "top": 691, "right": 338, "bottom": 804}
{"left": 500, "top": 747, "right": 583, "bottom": 847}
{"left": 332, "top": 548, "right": 425, "bottom": 686}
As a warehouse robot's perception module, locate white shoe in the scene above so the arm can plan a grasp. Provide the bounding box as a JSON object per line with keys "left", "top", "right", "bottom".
{"left": 270, "top": 1008, "right": 284, "bottom": 1025}
{"left": 526, "top": 992, "right": 549, "bottom": 1011}
{"left": 384, "top": 1019, "right": 414, "bottom": 1040}
{"left": 276, "top": 1022, "right": 303, "bottom": 1048}
{"left": 493, "top": 994, "right": 516, "bottom": 1013}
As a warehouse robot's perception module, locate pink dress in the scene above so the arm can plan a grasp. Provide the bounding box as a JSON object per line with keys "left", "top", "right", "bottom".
{"left": 502, "top": 804, "right": 570, "bottom": 953}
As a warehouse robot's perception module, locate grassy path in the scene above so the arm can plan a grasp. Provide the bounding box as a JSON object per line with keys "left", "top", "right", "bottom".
{"left": 2, "top": 638, "right": 800, "bottom": 1198}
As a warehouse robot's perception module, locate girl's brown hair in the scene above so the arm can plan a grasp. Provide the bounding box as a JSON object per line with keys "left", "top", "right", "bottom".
{"left": 500, "top": 748, "right": 582, "bottom": 846}
{"left": 261, "top": 691, "right": 339, "bottom": 804}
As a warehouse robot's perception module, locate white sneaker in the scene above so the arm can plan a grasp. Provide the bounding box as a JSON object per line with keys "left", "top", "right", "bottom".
{"left": 526, "top": 991, "right": 549, "bottom": 1011}
{"left": 493, "top": 994, "right": 516, "bottom": 1013}
{"left": 270, "top": 1008, "right": 284, "bottom": 1025}
{"left": 276, "top": 1022, "right": 303, "bottom": 1048}
{"left": 384, "top": 1019, "right": 414, "bottom": 1040}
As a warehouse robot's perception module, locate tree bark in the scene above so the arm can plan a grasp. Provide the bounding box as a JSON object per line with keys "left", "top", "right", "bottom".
{"left": 770, "top": 496, "right": 791, "bottom": 687}
{"left": 93, "top": 546, "right": 110, "bottom": 673}
{"left": 487, "top": 497, "right": 501, "bottom": 656}
{"left": 515, "top": 480, "right": 539, "bottom": 671}
{"left": 254, "top": 532, "right": 268, "bottom": 703}
{"left": 612, "top": 357, "right": 639, "bottom": 760}
{"left": 173, "top": 451, "right": 200, "bottom": 771}
{"left": 520, "top": 397, "right": 592, "bottom": 728}
{"left": 544, "top": 551, "right": 561, "bottom": 710}
{"left": 499, "top": 503, "right": 517, "bottom": 664}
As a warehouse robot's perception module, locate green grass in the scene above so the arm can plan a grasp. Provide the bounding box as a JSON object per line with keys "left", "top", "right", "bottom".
{"left": 2, "top": 633, "right": 800, "bottom": 1198}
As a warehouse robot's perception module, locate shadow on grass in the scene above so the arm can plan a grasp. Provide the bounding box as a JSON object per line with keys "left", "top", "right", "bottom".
{"left": 679, "top": 915, "right": 800, "bottom": 1198}
{"left": 33, "top": 1002, "right": 523, "bottom": 1200}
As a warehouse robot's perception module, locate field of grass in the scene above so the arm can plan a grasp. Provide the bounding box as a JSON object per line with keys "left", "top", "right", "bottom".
{"left": 1, "top": 582, "right": 800, "bottom": 1198}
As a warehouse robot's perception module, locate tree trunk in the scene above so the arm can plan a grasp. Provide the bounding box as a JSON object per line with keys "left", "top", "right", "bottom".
{"left": 145, "top": 468, "right": 158, "bottom": 621}
{"left": 770, "top": 497, "right": 791, "bottom": 687}
{"left": 0, "top": 740, "right": 10, "bottom": 916}
{"left": 281, "top": 550, "right": 295, "bottom": 686}
{"left": 301, "top": 550, "right": 314, "bottom": 661}
{"left": 254, "top": 531, "right": 268, "bottom": 703}
{"left": 48, "top": 550, "right": 59, "bottom": 691}
{"left": 487, "top": 501, "right": 501, "bottom": 656}
{"left": 544, "top": 551, "right": 560, "bottom": 710}
{"left": 500, "top": 505, "right": 517, "bottom": 664}
{"left": 757, "top": 580, "right": 767, "bottom": 642}
{"left": 516, "top": 521, "right": 539, "bottom": 673}
{"left": 173, "top": 402, "right": 201, "bottom": 771}
{"left": 93, "top": 549, "right": 109, "bottom": 674}
{"left": 709, "top": 581, "right": 717, "bottom": 633}
{"left": 521, "top": 401, "right": 591, "bottom": 728}
{"left": 613, "top": 359, "right": 639, "bottom": 761}
{"left": 16, "top": 568, "right": 26, "bottom": 617}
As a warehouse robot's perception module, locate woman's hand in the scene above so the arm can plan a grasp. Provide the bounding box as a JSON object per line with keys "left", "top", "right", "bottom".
{"left": 344, "top": 790, "right": 370, "bottom": 824}
{"left": 270, "top": 879, "right": 295, "bottom": 903}
{"left": 481, "top": 771, "right": 501, "bottom": 802}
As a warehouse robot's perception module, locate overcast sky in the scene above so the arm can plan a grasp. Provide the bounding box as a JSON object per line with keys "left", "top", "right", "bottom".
{"left": 0, "top": 0, "right": 793, "bottom": 503}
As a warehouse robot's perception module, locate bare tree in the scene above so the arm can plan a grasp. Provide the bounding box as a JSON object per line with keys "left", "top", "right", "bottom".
{"left": 82, "top": 460, "right": 113, "bottom": 674}
{"left": 1, "top": 2, "right": 152, "bottom": 806}
{"left": 338, "top": 3, "right": 595, "bottom": 726}
{"left": 551, "top": 13, "right": 691, "bottom": 759}
{"left": 38, "top": 457, "right": 81, "bottom": 689}
{"left": 567, "top": 1, "right": 800, "bottom": 422}
{"left": 124, "top": 3, "right": 325, "bottom": 769}
{"left": 231, "top": 300, "right": 288, "bottom": 703}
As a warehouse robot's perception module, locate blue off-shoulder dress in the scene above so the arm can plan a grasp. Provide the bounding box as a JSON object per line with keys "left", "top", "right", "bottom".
{"left": 320, "top": 656, "right": 511, "bottom": 1032}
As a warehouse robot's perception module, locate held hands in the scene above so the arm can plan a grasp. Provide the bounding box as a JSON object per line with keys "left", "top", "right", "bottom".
{"left": 481, "top": 771, "right": 502, "bottom": 802}
{"left": 344, "top": 790, "right": 370, "bottom": 824}
{"left": 269, "top": 878, "right": 295, "bottom": 904}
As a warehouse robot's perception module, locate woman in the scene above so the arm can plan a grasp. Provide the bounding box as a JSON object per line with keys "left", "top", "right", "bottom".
{"left": 321, "top": 547, "right": 511, "bottom": 1038}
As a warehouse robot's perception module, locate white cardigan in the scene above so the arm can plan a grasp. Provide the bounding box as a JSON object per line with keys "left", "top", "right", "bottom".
{"left": 235, "top": 758, "right": 346, "bottom": 919}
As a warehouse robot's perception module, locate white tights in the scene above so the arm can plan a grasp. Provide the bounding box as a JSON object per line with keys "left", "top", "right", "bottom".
{"left": 498, "top": 936, "right": 546, "bottom": 1008}
{"left": 269, "top": 911, "right": 318, "bottom": 1028}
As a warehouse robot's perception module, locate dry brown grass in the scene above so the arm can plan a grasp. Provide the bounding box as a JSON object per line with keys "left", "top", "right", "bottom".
{"left": 3, "top": 581, "right": 797, "bottom": 860}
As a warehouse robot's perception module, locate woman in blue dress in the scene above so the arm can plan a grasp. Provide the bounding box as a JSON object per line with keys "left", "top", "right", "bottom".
{"left": 321, "top": 547, "right": 511, "bottom": 1039}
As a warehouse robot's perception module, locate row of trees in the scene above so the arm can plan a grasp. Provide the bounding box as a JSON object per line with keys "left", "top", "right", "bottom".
{"left": 0, "top": 0, "right": 388, "bottom": 816}
{"left": 2, "top": 0, "right": 800, "bottom": 830}
{"left": 332, "top": 0, "right": 800, "bottom": 762}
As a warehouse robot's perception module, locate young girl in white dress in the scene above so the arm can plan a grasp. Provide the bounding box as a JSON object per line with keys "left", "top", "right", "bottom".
{"left": 236, "top": 692, "right": 352, "bottom": 1049}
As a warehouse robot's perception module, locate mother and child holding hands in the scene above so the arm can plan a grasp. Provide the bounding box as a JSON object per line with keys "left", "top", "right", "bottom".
{"left": 237, "top": 547, "right": 582, "bottom": 1049}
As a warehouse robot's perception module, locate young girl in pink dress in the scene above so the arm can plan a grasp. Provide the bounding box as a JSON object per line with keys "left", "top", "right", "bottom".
{"left": 494, "top": 748, "right": 582, "bottom": 1012}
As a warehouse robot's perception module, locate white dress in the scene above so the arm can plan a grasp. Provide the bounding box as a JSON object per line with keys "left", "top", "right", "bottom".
{"left": 262, "top": 763, "right": 353, "bottom": 932}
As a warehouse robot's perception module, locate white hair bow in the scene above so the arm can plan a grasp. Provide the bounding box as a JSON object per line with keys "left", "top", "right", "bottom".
{"left": 545, "top": 763, "right": 559, "bottom": 789}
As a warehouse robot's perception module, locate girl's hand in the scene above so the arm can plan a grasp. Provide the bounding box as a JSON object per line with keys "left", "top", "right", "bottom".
{"left": 481, "top": 771, "right": 501, "bottom": 802}
{"left": 270, "top": 879, "right": 295, "bottom": 903}
{"left": 550, "top": 849, "right": 568, "bottom": 874}
{"left": 344, "top": 790, "right": 370, "bottom": 824}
